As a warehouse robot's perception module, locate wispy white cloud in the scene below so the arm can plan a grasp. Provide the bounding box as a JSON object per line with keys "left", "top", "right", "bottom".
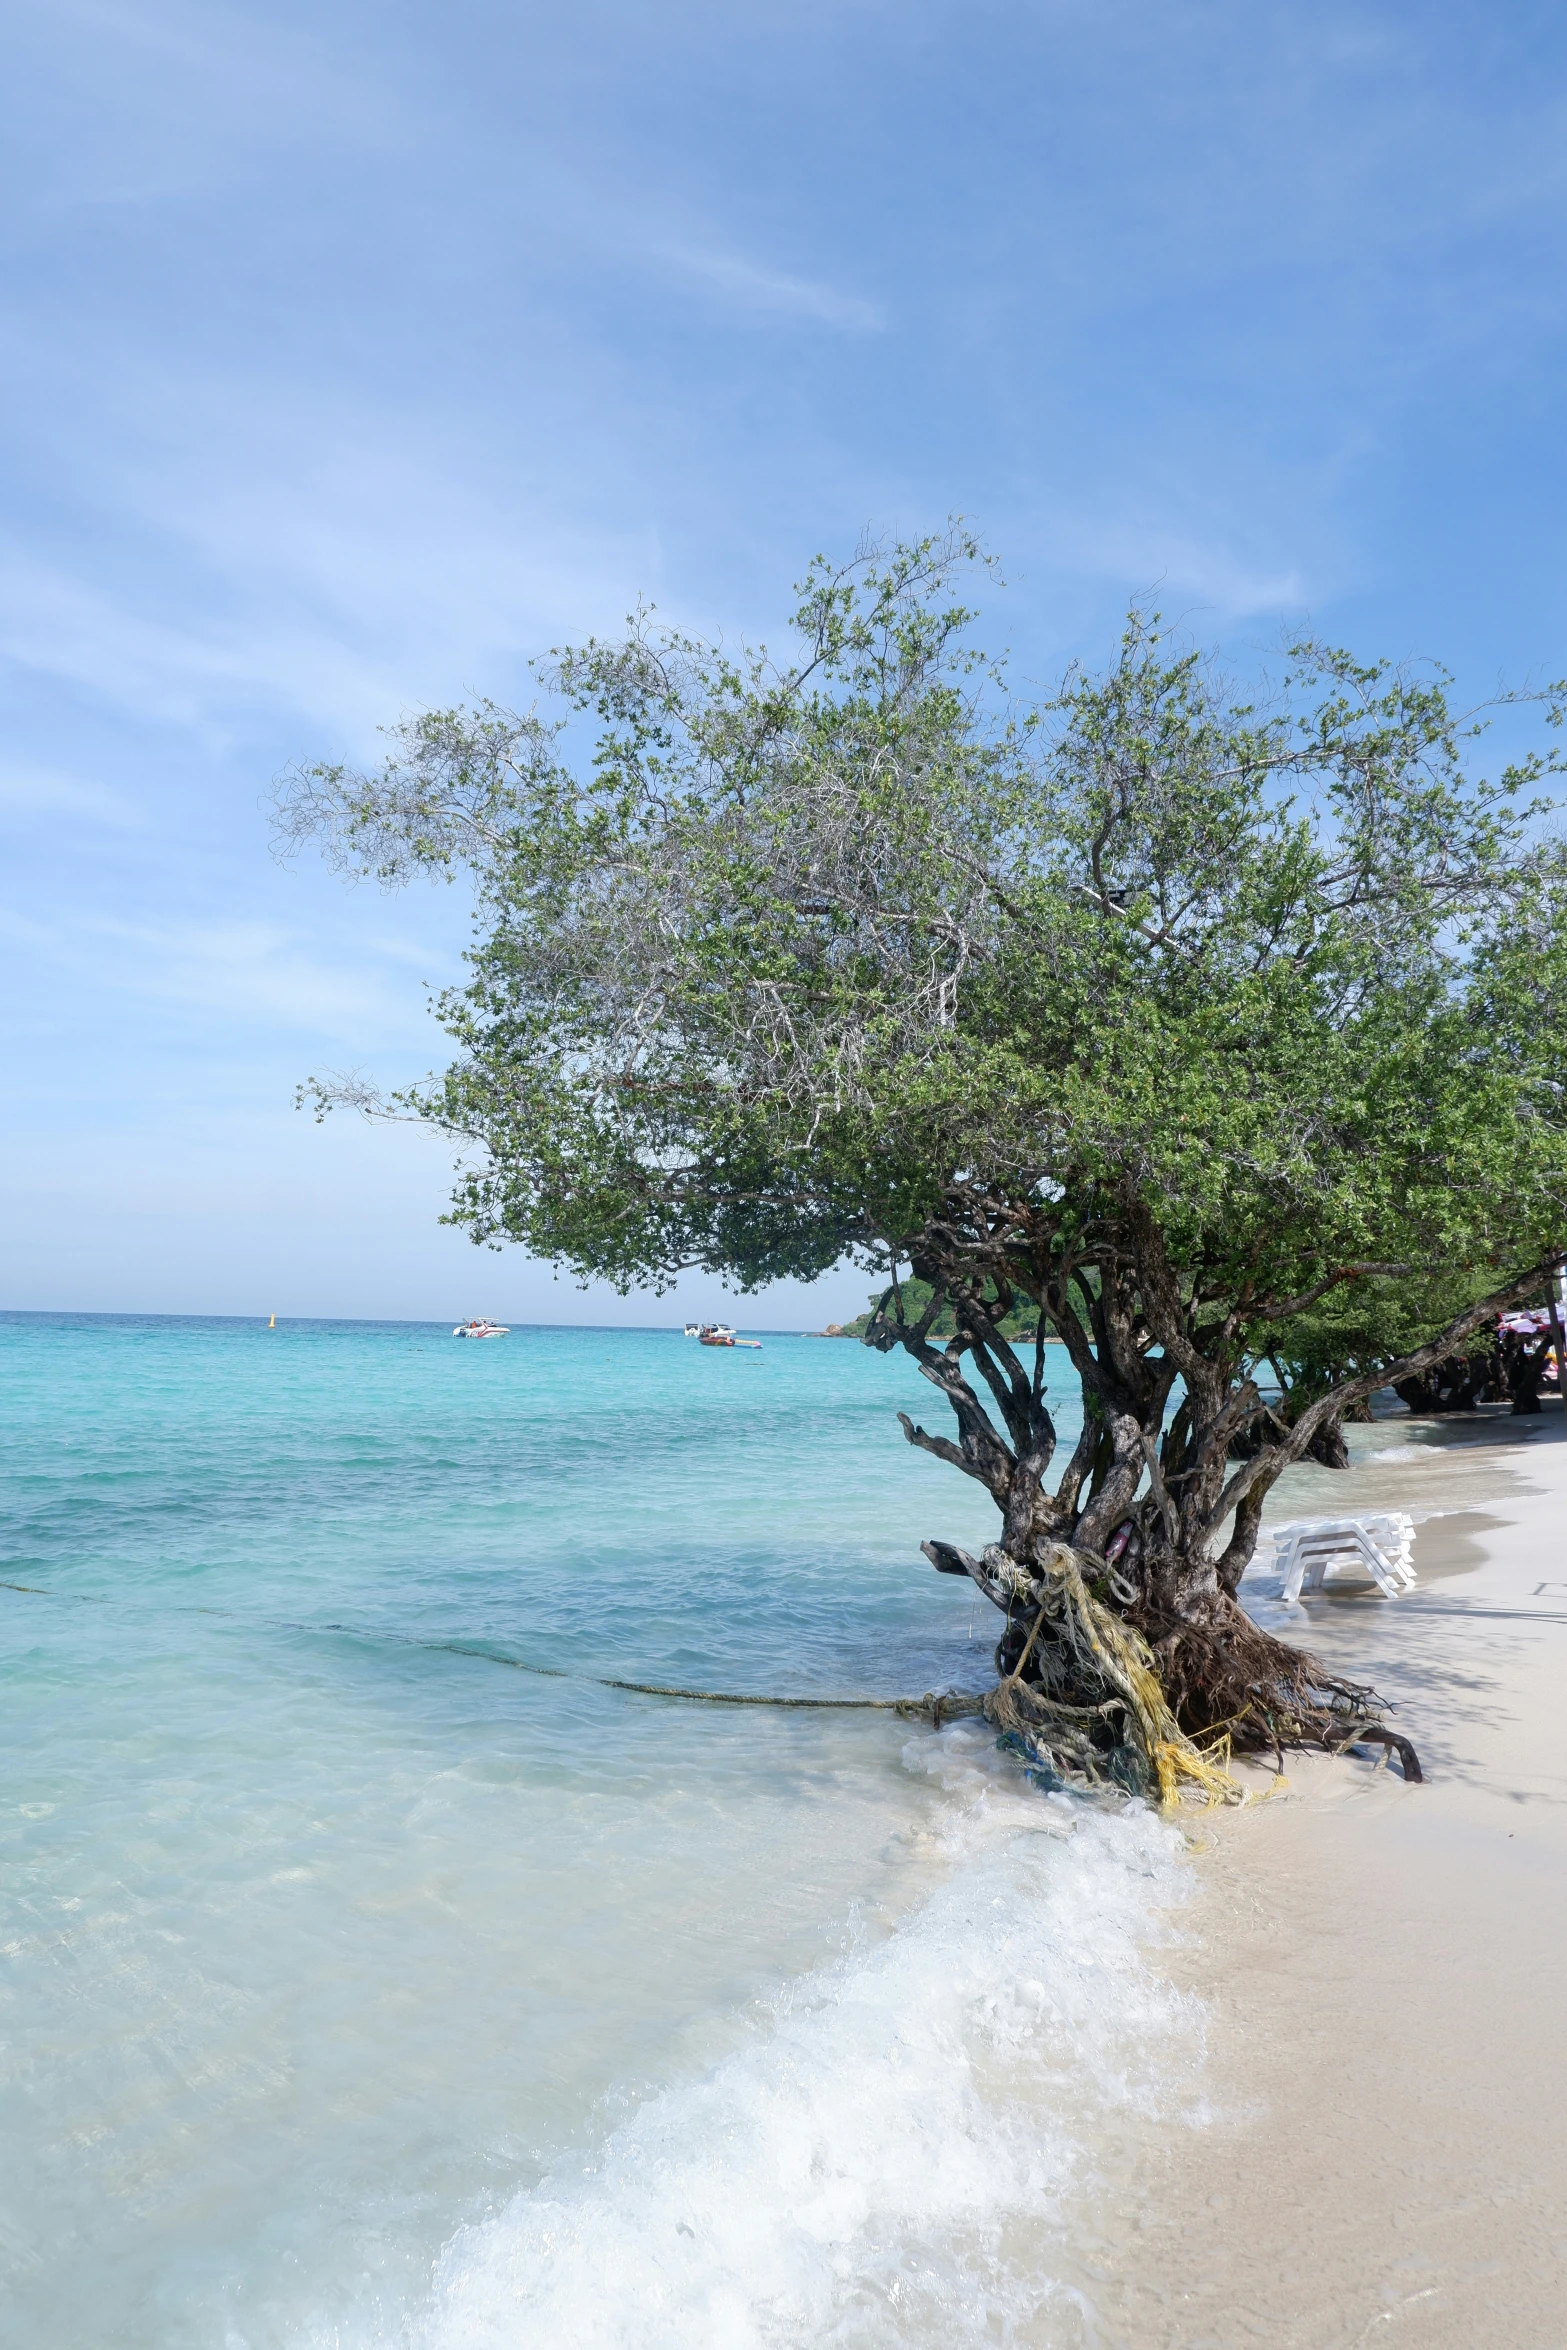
{"left": 1070, "top": 525, "right": 1308, "bottom": 620}
{"left": 0, "top": 276, "right": 688, "bottom": 746}
{"left": 1047, "top": 501, "right": 1312, "bottom": 621}
{"left": 0, "top": 555, "right": 435, "bottom": 741}
{"left": 0, "top": 560, "right": 316, "bottom": 730}
{"left": 0, "top": 453, "right": 652, "bottom": 747}
{"left": 8, "top": 0, "right": 410, "bottom": 216}
{"left": 1, "top": 903, "right": 458, "bottom": 1041}
{"left": 652, "top": 243, "right": 884, "bottom": 330}
{"left": 0, "top": 763, "right": 141, "bottom": 825}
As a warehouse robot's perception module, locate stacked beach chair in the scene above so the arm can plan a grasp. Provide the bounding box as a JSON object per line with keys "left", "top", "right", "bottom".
{"left": 1269, "top": 1512, "right": 1417, "bottom": 1602}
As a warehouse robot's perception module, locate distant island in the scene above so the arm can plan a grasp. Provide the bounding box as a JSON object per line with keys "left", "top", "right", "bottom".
{"left": 816, "top": 1276, "right": 1046, "bottom": 1341}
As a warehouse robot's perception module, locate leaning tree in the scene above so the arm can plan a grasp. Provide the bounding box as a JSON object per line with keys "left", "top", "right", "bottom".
{"left": 275, "top": 534, "right": 1567, "bottom": 1795}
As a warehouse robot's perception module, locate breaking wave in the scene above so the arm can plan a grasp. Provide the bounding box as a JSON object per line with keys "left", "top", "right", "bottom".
{"left": 387, "top": 1733, "right": 1201, "bottom": 2350}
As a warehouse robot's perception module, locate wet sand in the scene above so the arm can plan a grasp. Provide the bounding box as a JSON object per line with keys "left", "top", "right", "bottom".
{"left": 1094, "top": 1407, "right": 1567, "bottom": 2348}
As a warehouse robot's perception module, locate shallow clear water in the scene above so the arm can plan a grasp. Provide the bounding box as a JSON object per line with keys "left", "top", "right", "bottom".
{"left": 0, "top": 1315, "right": 1194, "bottom": 2349}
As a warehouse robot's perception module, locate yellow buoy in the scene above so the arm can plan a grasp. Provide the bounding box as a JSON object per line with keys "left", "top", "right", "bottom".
{"left": 268, "top": 1314, "right": 276, "bottom": 1329}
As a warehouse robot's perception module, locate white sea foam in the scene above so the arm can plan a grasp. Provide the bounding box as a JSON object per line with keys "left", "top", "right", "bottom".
{"left": 388, "top": 1733, "right": 1199, "bottom": 2350}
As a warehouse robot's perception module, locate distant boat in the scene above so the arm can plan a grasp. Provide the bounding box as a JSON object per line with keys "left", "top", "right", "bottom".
{"left": 697, "top": 1324, "right": 760, "bottom": 1349}
{"left": 453, "top": 1318, "right": 509, "bottom": 1339}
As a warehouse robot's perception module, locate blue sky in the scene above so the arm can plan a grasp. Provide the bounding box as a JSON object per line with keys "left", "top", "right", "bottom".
{"left": 5, "top": 0, "right": 1567, "bottom": 1322}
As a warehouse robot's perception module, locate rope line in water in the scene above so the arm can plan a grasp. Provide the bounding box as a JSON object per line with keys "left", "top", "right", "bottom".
{"left": 0, "top": 1579, "right": 982, "bottom": 1718}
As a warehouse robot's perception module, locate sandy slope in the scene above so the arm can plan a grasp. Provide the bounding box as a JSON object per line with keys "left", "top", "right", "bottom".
{"left": 1078, "top": 1408, "right": 1567, "bottom": 2349}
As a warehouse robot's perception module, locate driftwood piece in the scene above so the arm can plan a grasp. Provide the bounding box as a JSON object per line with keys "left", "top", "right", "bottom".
{"left": 921, "top": 1538, "right": 1034, "bottom": 1612}
{"left": 1336, "top": 1722, "right": 1424, "bottom": 1783}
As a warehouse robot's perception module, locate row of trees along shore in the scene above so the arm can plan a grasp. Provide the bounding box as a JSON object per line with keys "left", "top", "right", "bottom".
{"left": 277, "top": 534, "right": 1567, "bottom": 1798}
{"left": 819, "top": 1280, "right": 1567, "bottom": 1455}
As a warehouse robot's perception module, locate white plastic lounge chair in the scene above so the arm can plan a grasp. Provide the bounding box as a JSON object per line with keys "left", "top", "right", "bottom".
{"left": 1270, "top": 1512, "right": 1416, "bottom": 1602}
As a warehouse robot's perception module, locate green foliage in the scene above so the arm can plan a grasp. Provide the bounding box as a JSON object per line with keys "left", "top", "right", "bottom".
{"left": 280, "top": 530, "right": 1567, "bottom": 1572}
{"left": 1248, "top": 1264, "right": 1494, "bottom": 1388}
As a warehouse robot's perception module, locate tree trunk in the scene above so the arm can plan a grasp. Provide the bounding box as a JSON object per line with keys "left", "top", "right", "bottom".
{"left": 1393, "top": 1337, "right": 1507, "bottom": 1414}
{"left": 877, "top": 1248, "right": 1559, "bottom": 1795}
{"left": 1228, "top": 1401, "right": 1351, "bottom": 1468}
{"left": 1505, "top": 1334, "right": 1552, "bottom": 1416}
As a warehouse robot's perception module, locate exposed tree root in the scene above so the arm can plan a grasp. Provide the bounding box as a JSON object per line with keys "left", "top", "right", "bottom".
{"left": 1142, "top": 1592, "right": 1422, "bottom": 1782}
{"left": 929, "top": 1539, "right": 1421, "bottom": 1801}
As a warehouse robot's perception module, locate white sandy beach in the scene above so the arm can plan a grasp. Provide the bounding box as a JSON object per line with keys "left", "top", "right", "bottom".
{"left": 1079, "top": 1407, "right": 1567, "bottom": 2349}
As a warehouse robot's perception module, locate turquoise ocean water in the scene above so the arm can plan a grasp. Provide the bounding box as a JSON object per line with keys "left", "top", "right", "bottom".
{"left": 0, "top": 1314, "right": 1195, "bottom": 2349}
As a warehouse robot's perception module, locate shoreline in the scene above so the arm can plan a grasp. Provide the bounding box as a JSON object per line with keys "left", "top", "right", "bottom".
{"left": 1101, "top": 1407, "right": 1567, "bottom": 2347}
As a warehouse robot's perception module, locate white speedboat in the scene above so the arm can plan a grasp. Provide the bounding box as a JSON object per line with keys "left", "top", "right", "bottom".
{"left": 685, "top": 1321, "right": 735, "bottom": 1339}
{"left": 453, "top": 1318, "right": 509, "bottom": 1339}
